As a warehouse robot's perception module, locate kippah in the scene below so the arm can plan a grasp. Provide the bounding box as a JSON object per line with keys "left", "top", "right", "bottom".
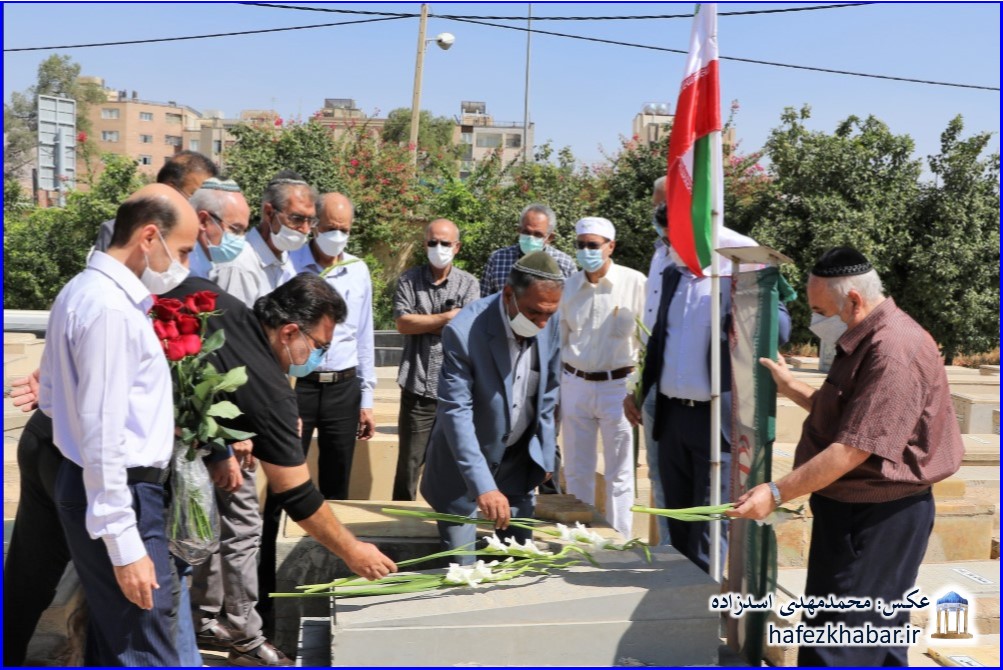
{"left": 575, "top": 216, "right": 616, "bottom": 241}
{"left": 513, "top": 250, "right": 563, "bottom": 281}
{"left": 199, "top": 177, "right": 242, "bottom": 193}
{"left": 811, "top": 246, "right": 873, "bottom": 277}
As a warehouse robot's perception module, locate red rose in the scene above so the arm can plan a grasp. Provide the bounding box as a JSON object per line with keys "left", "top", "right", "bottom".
{"left": 153, "top": 319, "right": 180, "bottom": 340}
{"left": 153, "top": 298, "right": 185, "bottom": 321}
{"left": 184, "top": 290, "right": 217, "bottom": 314}
{"left": 179, "top": 334, "right": 202, "bottom": 356}
{"left": 177, "top": 314, "right": 200, "bottom": 335}
{"left": 164, "top": 337, "right": 188, "bottom": 362}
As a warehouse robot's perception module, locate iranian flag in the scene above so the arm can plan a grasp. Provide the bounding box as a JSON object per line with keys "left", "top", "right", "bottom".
{"left": 666, "top": 3, "right": 722, "bottom": 277}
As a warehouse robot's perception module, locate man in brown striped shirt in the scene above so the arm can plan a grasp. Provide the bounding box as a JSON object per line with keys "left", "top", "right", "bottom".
{"left": 730, "top": 246, "right": 963, "bottom": 667}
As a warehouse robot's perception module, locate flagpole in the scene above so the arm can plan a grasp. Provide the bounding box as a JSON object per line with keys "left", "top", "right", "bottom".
{"left": 709, "top": 127, "right": 723, "bottom": 584}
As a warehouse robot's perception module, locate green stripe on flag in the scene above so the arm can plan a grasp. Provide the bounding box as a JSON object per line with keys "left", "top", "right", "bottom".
{"left": 691, "top": 133, "right": 714, "bottom": 269}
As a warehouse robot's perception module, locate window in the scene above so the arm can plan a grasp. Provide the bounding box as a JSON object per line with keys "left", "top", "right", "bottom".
{"left": 101, "top": 130, "right": 119, "bottom": 142}
{"left": 213, "top": 140, "right": 222, "bottom": 154}
{"left": 139, "top": 111, "right": 154, "bottom": 121}
{"left": 460, "top": 132, "right": 473, "bottom": 145}
{"left": 165, "top": 135, "right": 183, "bottom": 147}
{"left": 505, "top": 134, "right": 522, "bottom": 149}
{"left": 139, "top": 134, "right": 153, "bottom": 144}
{"left": 101, "top": 108, "right": 119, "bottom": 119}
{"left": 165, "top": 113, "right": 182, "bottom": 124}
{"left": 188, "top": 139, "right": 200, "bottom": 151}
{"left": 475, "top": 133, "right": 502, "bottom": 149}
{"left": 138, "top": 155, "right": 153, "bottom": 165}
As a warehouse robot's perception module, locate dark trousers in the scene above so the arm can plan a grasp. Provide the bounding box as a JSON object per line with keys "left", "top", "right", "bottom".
{"left": 3, "top": 413, "right": 70, "bottom": 666}
{"left": 798, "top": 490, "right": 935, "bottom": 667}
{"left": 54, "top": 459, "right": 180, "bottom": 666}
{"left": 296, "top": 376, "right": 362, "bottom": 499}
{"left": 657, "top": 397, "right": 730, "bottom": 575}
{"left": 392, "top": 389, "right": 437, "bottom": 501}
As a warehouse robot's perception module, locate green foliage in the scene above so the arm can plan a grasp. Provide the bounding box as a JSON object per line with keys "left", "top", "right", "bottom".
{"left": 895, "top": 116, "right": 1000, "bottom": 363}
{"left": 382, "top": 107, "right": 458, "bottom": 160}
{"left": 3, "top": 153, "right": 143, "bottom": 309}
{"left": 745, "top": 105, "right": 923, "bottom": 343}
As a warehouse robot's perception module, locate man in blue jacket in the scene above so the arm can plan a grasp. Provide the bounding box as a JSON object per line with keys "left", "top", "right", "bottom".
{"left": 421, "top": 252, "right": 564, "bottom": 562}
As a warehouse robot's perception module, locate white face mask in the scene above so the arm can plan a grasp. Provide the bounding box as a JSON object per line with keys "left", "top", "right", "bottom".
{"left": 315, "top": 229, "right": 349, "bottom": 258}
{"left": 508, "top": 294, "right": 542, "bottom": 338}
{"left": 427, "top": 243, "right": 455, "bottom": 269}
{"left": 270, "top": 217, "right": 309, "bottom": 252}
{"left": 141, "top": 229, "right": 190, "bottom": 295}
{"left": 809, "top": 312, "right": 848, "bottom": 345}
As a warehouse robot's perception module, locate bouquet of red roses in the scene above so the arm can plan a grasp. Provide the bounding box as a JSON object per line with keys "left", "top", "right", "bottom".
{"left": 150, "top": 290, "right": 254, "bottom": 564}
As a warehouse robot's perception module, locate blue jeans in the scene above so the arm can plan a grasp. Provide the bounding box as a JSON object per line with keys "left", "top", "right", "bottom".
{"left": 174, "top": 557, "right": 201, "bottom": 667}
{"left": 643, "top": 387, "right": 670, "bottom": 545}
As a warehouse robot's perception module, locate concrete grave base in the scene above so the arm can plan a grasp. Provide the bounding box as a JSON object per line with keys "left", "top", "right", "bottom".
{"left": 330, "top": 546, "right": 720, "bottom": 667}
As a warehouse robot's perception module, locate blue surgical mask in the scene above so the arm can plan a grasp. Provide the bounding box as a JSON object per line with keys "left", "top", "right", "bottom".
{"left": 286, "top": 332, "right": 325, "bottom": 378}
{"left": 576, "top": 248, "right": 605, "bottom": 273}
{"left": 519, "top": 234, "right": 545, "bottom": 255}
{"left": 208, "top": 231, "right": 246, "bottom": 263}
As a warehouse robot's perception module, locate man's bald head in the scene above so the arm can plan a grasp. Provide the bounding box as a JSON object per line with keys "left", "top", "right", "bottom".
{"left": 110, "top": 184, "right": 197, "bottom": 248}
{"left": 425, "top": 218, "right": 459, "bottom": 242}
{"left": 316, "top": 192, "right": 354, "bottom": 233}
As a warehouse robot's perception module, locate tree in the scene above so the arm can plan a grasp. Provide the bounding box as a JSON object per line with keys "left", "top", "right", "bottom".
{"left": 4, "top": 54, "right": 105, "bottom": 185}
{"left": 381, "top": 108, "right": 457, "bottom": 156}
{"left": 745, "top": 106, "right": 923, "bottom": 344}
{"left": 896, "top": 116, "right": 1000, "bottom": 363}
{"left": 4, "top": 154, "right": 143, "bottom": 309}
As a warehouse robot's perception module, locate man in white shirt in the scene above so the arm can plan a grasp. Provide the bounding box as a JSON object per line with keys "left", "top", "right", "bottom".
{"left": 559, "top": 217, "right": 647, "bottom": 538}
{"left": 219, "top": 171, "right": 318, "bottom": 306}
{"left": 39, "top": 183, "right": 199, "bottom": 665}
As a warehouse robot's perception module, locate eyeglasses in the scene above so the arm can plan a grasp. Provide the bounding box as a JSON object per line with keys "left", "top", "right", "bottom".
{"left": 280, "top": 210, "right": 320, "bottom": 230}
{"left": 426, "top": 240, "right": 455, "bottom": 248}
{"left": 575, "top": 240, "right": 607, "bottom": 250}
{"left": 207, "top": 212, "right": 246, "bottom": 236}
{"left": 300, "top": 327, "right": 331, "bottom": 354}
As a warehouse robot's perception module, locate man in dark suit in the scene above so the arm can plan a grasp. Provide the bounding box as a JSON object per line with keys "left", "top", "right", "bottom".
{"left": 421, "top": 252, "right": 564, "bottom": 562}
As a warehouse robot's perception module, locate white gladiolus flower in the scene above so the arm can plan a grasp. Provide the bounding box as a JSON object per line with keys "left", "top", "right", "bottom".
{"left": 484, "top": 534, "right": 507, "bottom": 552}
{"left": 444, "top": 563, "right": 471, "bottom": 585}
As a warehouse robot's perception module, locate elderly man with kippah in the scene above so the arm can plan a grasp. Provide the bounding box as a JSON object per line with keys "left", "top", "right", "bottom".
{"left": 730, "top": 246, "right": 964, "bottom": 667}
{"left": 558, "top": 217, "right": 646, "bottom": 539}
{"left": 421, "top": 251, "right": 564, "bottom": 563}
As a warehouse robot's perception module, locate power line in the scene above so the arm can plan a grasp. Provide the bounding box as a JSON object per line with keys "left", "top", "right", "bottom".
{"left": 442, "top": 16, "right": 999, "bottom": 92}
{"left": 242, "top": 3, "right": 876, "bottom": 21}
{"left": 3, "top": 15, "right": 406, "bottom": 52}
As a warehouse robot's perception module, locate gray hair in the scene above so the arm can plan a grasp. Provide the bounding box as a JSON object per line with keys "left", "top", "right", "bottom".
{"left": 653, "top": 176, "right": 666, "bottom": 193}
{"left": 189, "top": 187, "right": 231, "bottom": 217}
{"left": 817, "top": 269, "right": 886, "bottom": 308}
{"left": 316, "top": 193, "right": 355, "bottom": 222}
{"left": 506, "top": 266, "right": 564, "bottom": 298}
{"left": 262, "top": 176, "right": 319, "bottom": 214}
{"left": 519, "top": 203, "right": 557, "bottom": 235}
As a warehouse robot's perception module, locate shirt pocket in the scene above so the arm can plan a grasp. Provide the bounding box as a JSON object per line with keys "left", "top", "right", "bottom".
{"left": 610, "top": 306, "right": 637, "bottom": 339}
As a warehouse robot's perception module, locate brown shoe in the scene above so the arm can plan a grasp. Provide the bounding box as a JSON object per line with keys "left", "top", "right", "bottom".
{"left": 197, "top": 621, "right": 235, "bottom": 650}
{"left": 228, "top": 640, "right": 292, "bottom": 667}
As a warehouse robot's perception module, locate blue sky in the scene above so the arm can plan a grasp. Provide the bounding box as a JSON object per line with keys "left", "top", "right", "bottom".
{"left": 4, "top": 2, "right": 1000, "bottom": 171}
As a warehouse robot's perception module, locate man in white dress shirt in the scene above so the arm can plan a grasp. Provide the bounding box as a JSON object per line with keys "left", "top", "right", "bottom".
{"left": 559, "top": 217, "right": 647, "bottom": 538}
{"left": 219, "top": 170, "right": 318, "bottom": 306}
{"left": 38, "top": 183, "right": 199, "bottom": 665}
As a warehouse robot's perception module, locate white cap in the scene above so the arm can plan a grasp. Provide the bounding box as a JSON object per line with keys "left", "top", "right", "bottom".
{"left": 575, "top": 216, "right": 615, "bottom": 241}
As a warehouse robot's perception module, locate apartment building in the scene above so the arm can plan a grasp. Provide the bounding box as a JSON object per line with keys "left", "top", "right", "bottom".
{"left": 455, "top": 101, "right": 533, "bottom": 179}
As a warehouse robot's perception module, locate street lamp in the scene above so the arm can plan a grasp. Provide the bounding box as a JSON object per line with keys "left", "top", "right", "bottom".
{"left": 409, "top": 3, "right": 454, "bottom": 167}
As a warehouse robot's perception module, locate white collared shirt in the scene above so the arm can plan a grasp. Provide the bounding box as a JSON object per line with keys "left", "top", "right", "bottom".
{"left": 643, "top": 242, "right": 673, "bottom": 341}
{"left": 38, "top": 251, "right": 174, "bottom": 566}
{"left": 560, "top": 261, "right": 647, "bottom": 373}
{"left": 291, "top": 247, "right": 377, "bottom": 409}
{"left": 498, "top": 295, "right": 539, "bottom": 446}
{"left": 658, "top": 267, "right": 713, "bottom": 402}
{"left": 214, "top": 227, "right": 296, "bottom": 306}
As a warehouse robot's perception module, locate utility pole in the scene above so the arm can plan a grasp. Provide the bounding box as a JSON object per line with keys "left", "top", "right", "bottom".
{"left": 522, "top": 3, "right": 533, "bottom": 164}
{"left": 409, "top": 3, "right": 430, "bottom": 168}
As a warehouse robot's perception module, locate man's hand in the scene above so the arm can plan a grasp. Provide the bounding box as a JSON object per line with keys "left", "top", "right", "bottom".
{"left": 726, "top": 483, "right": 776, "bottom": 521}
{"left": 758, "top": 356, "right": 794, "bottom": 394}
{"left": 342, "top": 540, "right": 398, "bottom": 580}
{"left": 357, "top": 409, "right": 375, "bottom": 440}
{"left": 231, "top": 439, "right": 255, "bottom": 471}
{"left": 113, "top": 555, "right": 160, "bottom": 610}
{"left": 208, "top": 455, "right": 243, "bottom": 493}
{"left": 477, "top": 489, "right": 511, "bottom": 530}
{"left": 9, "top": 370, "right": 41, "bottom": 412}
{"left": 623, "top": 394, "right": 642, "bottom": 427}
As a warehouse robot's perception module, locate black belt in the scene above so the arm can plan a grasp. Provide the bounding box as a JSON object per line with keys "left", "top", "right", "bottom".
{"left": 563, "top": 363, "right": 634, "bottom": 382}
{"left": 300, "top": 367, "right": 357, "bottom": 384}
{"left": 667, "top": 396, "right": 710, "bottom": 408}
{"left": 126, "top": 466, "right": 168, "bottom": 485}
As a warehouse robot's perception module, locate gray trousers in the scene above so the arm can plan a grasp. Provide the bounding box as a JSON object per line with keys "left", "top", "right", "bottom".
{"left": 393, "top": 388, "right": 437, "bottom": 501}
{"left": 190, "top": 465, "right": 264, "bottom": 647}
